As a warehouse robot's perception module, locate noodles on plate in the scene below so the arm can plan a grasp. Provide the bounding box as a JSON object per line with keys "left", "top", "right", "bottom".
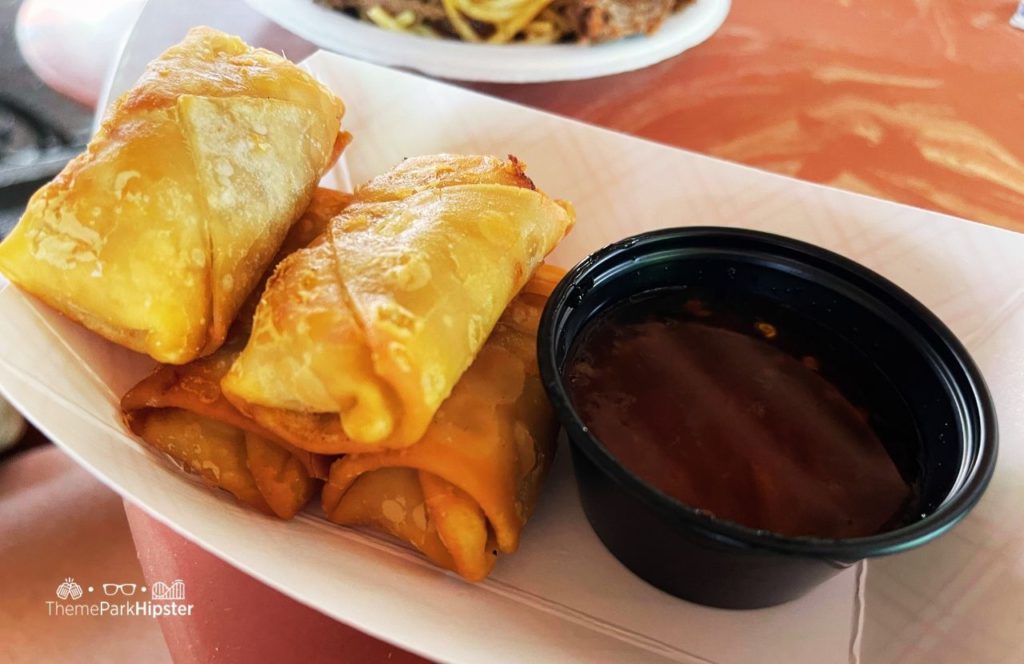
{"left": 320, "top": 0, "right": 686, "bottom": 44}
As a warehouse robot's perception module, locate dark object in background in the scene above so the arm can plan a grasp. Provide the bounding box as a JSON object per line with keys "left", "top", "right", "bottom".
{"left": 538, "top": 227, "right": 997, "bottom": 609}
{"left": 0, "top": 0, "right": 91, "bottom": 239}
{"left": 0, "top": 400, "right": 47, "bottom": 463}
{"left": 0, "top": 95, "right": 86, "bottom": 237}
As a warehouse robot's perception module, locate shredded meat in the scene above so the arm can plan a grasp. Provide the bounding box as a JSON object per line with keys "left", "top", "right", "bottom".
{"left": 570, "top": 0, "right": 685, "bottom": 42}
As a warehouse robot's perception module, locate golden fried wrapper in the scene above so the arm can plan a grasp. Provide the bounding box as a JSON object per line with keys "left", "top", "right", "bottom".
{"left": 327, "top": 468, "right": 456, "bottom": 571}
{"left": 235, "top": 187, "right": 353, "bottom": 332}
{"left": 223, "top": 154, "right": 575, "bottom": 450}
{"left": 0, "top": 27, "right": 349, "bottom": 364}
{"left": 120, "top": 189, "right": 349, "bottom": 518}
{"left": 321, "top": 268, "right": 563, "bottom": 580}
{"left": 122, "top": 335, "right": 331, "bottom": 519}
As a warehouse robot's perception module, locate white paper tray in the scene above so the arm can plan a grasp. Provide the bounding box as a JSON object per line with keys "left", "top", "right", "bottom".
{"left": 3, "top": 50, "right": 1024, "bottom": 664}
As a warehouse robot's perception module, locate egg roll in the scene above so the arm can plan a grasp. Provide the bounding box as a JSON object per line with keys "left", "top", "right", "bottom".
{"left": 120, "top": 189, "right": 349, "bottom": 518}
{"left": 222, "top": 154, "right": 575, "bottom": 451}
{"left": 122, "top": 337, "right": 329, "bottom": 519}
{"left": 0, "top": 27, "right": 349, "bottom": 364}
{"left": 321, "top": 267, "right": 563, "bottom": 580}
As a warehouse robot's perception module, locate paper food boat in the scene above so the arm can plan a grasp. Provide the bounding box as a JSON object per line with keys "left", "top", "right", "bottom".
{"left": 2, "top": 50, "right": 1023, "bottom": 664}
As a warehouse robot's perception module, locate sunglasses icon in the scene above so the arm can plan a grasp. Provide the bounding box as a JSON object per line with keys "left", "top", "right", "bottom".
{"left": 102, "top": 583, "right": 137, "bottom": 596}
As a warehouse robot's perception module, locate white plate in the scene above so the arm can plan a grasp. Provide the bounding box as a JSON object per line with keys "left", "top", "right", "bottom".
{"left": 5, "top": 50, "right": 1024, "bottom": 664}
{"left": 243, "top": 0, "right": 730, "bottom": 82}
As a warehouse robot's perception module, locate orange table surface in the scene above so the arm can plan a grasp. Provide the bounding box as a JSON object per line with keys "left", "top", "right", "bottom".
{"left": 473, "top": 0, "right": 1024, "bottom": 232}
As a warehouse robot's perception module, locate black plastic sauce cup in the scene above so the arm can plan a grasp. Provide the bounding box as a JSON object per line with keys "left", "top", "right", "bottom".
{"left": 537, "top": 227, "right": 997, "bottom": 609}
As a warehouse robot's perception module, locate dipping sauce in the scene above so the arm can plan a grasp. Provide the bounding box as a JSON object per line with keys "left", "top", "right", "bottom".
{"left": 565, "top": 290, "right": 917, "bottom": 539}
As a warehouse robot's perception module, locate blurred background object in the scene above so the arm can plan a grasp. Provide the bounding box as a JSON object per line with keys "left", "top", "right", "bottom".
{"left": 0, "top": 395, "right": 26, "bottom": 455}
{"left": 0, "top": 0, "right": 92, "bottom": 238}
{"left": 14, "top": 0, "right": 146, "bottom": 108}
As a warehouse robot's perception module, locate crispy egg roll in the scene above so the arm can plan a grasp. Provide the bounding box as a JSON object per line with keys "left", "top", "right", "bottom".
{"left": 0, "top": 27, "right": 349, "bottom": 364}
{"left": 321, "top": 266, "right": 564, "bottom": 580}
{"left": 223, "top": 154, "right": 575, "bottom": 451}
{"left": 120, "top": 189, "right": 349, "bottom": 518}
{"left": 122, "top": 337, "right": 329, "bottom": 518}
{"left": 236, "top": 187, "right": 353, "bottom": 330}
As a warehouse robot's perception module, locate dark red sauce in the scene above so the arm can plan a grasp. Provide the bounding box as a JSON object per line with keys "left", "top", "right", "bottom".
{"left": 566, "top": 290, "right": 917, "bottom": 539}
